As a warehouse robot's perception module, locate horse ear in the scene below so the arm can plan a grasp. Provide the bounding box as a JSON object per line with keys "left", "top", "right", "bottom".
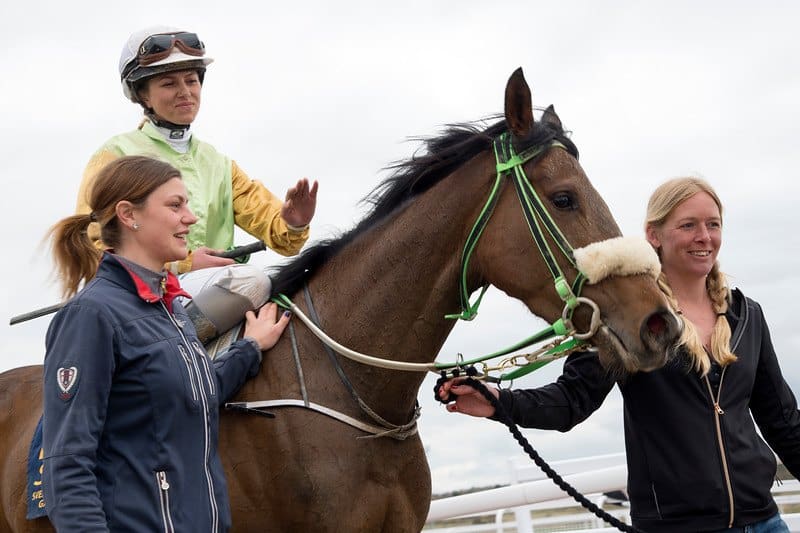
{"left": 541, "top": 104, "right": 563, "bottom": 131}
{"left": 504, "top": 67, "right": 534, "bottom": 138}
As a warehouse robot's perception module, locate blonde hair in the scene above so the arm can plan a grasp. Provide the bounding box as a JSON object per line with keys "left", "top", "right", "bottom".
{"left": 47, "top": 156, "right": 181, "bottom": 298}
{"left": 645, "top": 177, "right": 736, "bottom": 375}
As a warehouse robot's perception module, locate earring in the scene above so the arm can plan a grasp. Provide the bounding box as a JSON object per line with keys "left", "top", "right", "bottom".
{"left": 132, "top": 222, "right": 140, "bottom": 230}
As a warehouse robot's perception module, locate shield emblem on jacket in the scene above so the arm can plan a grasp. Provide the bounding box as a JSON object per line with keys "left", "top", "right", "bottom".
{"left": 56, "top": 367, "right": 78, "bottom": 400}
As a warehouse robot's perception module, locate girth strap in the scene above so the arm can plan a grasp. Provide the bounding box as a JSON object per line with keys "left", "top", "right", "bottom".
{"left": 224, "top": 399, "right": 419, "bottom": 440}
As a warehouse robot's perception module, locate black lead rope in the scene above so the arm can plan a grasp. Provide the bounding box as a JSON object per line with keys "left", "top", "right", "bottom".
{"left": 435, "top": 376, "right": 644, "bottom": 533}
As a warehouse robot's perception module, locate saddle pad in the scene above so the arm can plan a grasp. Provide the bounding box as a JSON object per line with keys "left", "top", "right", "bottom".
{"left": 26, "top": 416, "right": 47, "bottom": 519}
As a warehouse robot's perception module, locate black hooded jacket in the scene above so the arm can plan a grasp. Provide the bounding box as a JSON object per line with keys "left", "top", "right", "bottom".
{"left": 496, "top": 289, "right": 800, "bottom": 532}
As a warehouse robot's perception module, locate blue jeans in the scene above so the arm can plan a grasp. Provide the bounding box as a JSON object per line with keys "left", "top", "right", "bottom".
{"left": 709, "top": 513, "right": 790, "bottom": 533}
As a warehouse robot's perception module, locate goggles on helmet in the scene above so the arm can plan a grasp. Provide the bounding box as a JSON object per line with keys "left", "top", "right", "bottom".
{"left": 137, "top": 32, "right": 205, "bottom": 66}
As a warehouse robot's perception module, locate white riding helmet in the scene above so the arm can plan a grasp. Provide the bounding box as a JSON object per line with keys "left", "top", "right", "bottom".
{"left": 119, "top": 25, "right": 214, "bottom": 103}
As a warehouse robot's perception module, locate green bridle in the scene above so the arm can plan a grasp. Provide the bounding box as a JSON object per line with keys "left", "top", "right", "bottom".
{"left": 447, "top": 131, "right": 589, "bottom": 317}
{"left": 440, "top": 131, "right": 594, "bottom": 380}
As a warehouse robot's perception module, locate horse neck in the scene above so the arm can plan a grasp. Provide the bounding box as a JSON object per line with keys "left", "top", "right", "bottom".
{"left": 301, "top": 154, "right": 494, "bottom": 414}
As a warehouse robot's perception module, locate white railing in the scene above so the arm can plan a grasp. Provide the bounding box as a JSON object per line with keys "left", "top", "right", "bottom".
{"left": 424, "top": 454, "right": 800, "bottom": 532}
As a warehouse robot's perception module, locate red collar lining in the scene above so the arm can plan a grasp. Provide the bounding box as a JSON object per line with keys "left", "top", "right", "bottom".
{"left": 113, "top": 257, "right": 192, "bottom": 312}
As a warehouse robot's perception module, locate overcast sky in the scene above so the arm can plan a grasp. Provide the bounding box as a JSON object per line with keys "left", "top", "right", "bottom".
{"left": 2, "top": 1, "right": 799, "bottom": 495}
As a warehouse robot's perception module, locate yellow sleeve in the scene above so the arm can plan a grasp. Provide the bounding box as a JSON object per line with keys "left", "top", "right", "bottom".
{"left": 77, "top": 150, "right": 194, "bottom": 273}
{"left": 230, "top": 160, "right": 310, "bottom": 256}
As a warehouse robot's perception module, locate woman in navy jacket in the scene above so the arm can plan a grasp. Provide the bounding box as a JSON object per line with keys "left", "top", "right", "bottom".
{"left": 42, "top": 155, "right": 290, "bottom": 532}
{"left": 439, "top": 177, "right": 800, "bottom": 533}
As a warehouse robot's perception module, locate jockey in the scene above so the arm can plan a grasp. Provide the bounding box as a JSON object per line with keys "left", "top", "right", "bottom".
{"left": 75, "top": 26, "right": 318, "bottom": 351}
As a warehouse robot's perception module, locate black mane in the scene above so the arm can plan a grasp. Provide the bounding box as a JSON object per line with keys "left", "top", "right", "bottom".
{"left": 270, "top": 115, "right": 577, "bottom": 296}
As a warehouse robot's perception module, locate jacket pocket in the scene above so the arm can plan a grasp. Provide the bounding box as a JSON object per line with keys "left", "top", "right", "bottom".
{"left": 192, "top": 341, "right": 217, "bottom": 397}
{"left": 155, "top": 471, "right": 175, "bottom": 533}
{"left": 177, "top": 344, "right": 200, "bottom": 404}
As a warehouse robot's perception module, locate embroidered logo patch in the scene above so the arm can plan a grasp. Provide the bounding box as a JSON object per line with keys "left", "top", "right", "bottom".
{"left": 56, "top": 367, "right": 78, "bottom": 400}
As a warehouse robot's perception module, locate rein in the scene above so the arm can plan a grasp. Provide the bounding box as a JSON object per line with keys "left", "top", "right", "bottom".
{"left": 272, "top": 292, "right": 600, "bottom": 382}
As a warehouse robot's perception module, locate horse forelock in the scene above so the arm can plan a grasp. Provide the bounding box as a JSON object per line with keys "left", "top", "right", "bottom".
{"left": 269, "top": 115, "right": 576, "bottom": 296}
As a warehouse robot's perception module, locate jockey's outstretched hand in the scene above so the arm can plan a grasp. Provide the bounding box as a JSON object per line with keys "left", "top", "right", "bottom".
{"left": 438, "top": 377, "right": 500, "bottom": 418}
{"left": 281, "top": 178, "right": 319, "bottom": 228}
{"left": 244, "top": 302, "right": 291, "bottom": 351}
{"left": 190, "top": 247, "right": 236, "bottom": 271}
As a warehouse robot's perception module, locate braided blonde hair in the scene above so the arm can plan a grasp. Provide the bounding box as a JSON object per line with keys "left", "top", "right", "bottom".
{"left": 645, "top": 177, "right": 737, "bottom": 375}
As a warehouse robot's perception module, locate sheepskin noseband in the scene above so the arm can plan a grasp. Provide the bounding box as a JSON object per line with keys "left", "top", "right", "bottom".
{"left": 573, "top": 236, "right": 660, "bottom": 284}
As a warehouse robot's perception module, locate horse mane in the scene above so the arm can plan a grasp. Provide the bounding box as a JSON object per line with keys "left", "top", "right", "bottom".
{"left": 270, "top": 114, "right": 578, "bottom": 296}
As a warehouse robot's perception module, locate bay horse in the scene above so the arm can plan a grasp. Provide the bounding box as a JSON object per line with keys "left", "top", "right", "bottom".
{"left": 0, "top": 68, "right": 680, "bottom": 532}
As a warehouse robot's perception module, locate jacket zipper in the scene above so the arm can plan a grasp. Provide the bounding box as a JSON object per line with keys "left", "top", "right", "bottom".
{"left": 704, "top": 368, "right": 734, "bottom": 528}
{"left": 155, "top": 471, "right": 175, "bottom": 533}
{"left": 694, "top": 296, "right": 747, "bottom": 529}
{"left": 161, "top": 303, "right": 220, "bottom": 532}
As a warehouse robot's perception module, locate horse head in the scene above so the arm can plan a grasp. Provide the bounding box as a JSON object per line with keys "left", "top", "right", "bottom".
{"left": 473, "top": 68, "right": 680, "bottom": 373}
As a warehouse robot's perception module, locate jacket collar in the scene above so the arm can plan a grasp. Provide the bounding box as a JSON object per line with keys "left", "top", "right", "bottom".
{"left": 726, "top": 288, "right": 748, "bottom": 351}
{"left": 139, "top": 119, "right": 197, "bottom": 156}
{"left": 99, "top": 253, "right": 192, "bottom": 312}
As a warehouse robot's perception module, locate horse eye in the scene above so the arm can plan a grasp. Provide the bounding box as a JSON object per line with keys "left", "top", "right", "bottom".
{"left": 551, "top": 192, "right": 576, "bottom": 210}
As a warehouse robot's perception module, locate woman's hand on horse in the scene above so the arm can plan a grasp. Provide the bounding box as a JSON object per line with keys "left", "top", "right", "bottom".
{"left": 281, "top": 178, "right": 319, "bottom": 228}
{"left": 439, "top": 377, "right": 498, "bottom": 418}
{"left": 244, "top": 302, "right": 291, "bottom": 351}
{"left": 190, "top": 247, "right": 236, "bottom": 270}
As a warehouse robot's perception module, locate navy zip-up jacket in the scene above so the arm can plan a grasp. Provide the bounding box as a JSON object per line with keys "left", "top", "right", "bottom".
{"left": 42, "top": 254, "right": 261, "bottom": 532}
{"left": 496, "top": 289, "right": 800, "bottom": 532}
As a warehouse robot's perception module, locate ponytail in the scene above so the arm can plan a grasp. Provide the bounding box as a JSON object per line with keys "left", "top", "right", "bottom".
{"left": 48, "top": 213, "right": 103, "bottom": 298}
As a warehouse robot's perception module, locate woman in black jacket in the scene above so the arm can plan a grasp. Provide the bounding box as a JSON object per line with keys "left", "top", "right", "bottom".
{"left": 439, "top": 177, "right": 800, "bottom": 533}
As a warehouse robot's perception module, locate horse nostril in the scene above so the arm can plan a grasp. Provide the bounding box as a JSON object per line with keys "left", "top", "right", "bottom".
{"left": 646, "top": 312, "right": 668, "bottom": 336}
